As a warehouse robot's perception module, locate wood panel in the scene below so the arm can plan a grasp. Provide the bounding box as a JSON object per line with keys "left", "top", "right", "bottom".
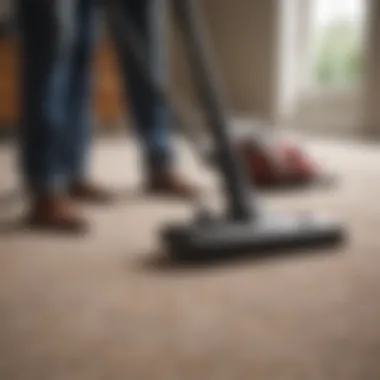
{"left": 0, "top": 35, "right": 18, "bottom": 130}
{"left": 0, "top": 36, "right": 125, "bottom": 131}
{"left": 94, "top": 39, "right": 126, "bottom": 127}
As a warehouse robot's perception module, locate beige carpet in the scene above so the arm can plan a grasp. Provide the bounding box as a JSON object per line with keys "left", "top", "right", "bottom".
{"left": 0, "top": 137, "right": 380, "bottom": 380}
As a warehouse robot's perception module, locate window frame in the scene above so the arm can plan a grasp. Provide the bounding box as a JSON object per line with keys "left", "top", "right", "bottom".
{"left": 288, "top": 0, "right": 369, "bottom": 136}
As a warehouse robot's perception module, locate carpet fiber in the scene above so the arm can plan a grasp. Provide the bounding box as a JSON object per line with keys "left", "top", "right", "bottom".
{"left": 0, "top": 137, "right": 379, "bottom": 380}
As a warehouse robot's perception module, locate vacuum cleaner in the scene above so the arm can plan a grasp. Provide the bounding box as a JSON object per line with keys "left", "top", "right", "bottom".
{"left": 204, "top": 124, "right": 336, "bottom": 192}
{"left": 105, "top": 0, "right": 345, "bottom": 262}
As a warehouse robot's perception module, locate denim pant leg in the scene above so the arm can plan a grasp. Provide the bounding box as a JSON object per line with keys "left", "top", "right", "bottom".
{"left": 114, "top": 0, "right": 174, "bottom": 172}
{"left": 64, "top": 0, "right": 99, "bottom": 184}
{"left": 17, "top": 0, "right": 79, "bottom": 193}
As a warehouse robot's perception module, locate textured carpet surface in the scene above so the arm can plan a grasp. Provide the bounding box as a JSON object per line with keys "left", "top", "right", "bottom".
{"left": 0, "top": 138, "right": 380, "bottom": 380}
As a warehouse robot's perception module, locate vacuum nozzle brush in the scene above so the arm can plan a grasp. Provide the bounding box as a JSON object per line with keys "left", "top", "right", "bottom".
{"left": 162, "top": 212, "right": 344, "bottom": 262}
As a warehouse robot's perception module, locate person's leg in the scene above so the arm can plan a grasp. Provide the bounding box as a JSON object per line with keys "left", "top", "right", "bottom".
{"left": 62, "top": 0, "right": 112, "bottom": 202}
{"left": 17, "top": 0, "right": 87, "bottom": 230}
{"left": 113, "top": 0, "right": 173, "bottom": 170}
{"left": 111, "top": 0, "right": 196, "bottom": 197}
{"left": 63, "top": 0, "right": 97, "bottom": 185}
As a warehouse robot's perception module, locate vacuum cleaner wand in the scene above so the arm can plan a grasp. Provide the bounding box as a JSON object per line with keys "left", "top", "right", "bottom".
{"left": 171, "top": 0, "right": 256, "bottom": 220}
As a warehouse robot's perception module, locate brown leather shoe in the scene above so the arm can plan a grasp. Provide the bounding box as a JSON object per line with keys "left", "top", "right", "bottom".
{"left": 146, "top": 170, "right": 197, "bottom": 199}
{"left": 69, "top": 181, "right": 114, "bottom": 204}
{"left": 26, "top": 193, "right": 88, "bottom": 234}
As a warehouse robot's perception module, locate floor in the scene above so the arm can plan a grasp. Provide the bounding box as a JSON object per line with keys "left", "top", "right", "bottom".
{"left": 0, "top": 137, "right": 380, "bottom": 380}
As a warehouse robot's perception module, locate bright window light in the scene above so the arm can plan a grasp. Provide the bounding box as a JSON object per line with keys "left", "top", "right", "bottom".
{"left": 309, "top": 0, "right": 367, "bottom": 88}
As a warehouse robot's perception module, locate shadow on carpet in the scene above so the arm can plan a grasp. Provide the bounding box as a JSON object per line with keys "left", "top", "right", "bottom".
{"left": 138, "top": 245, "right": 341, "bottom": 272}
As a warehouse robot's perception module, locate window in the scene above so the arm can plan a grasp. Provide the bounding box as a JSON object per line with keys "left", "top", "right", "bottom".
{"left": 284, "top": 0, "right": 370, "bottom": 137}
{"left": 308, "top": 0, "right": 367, "bottom": 89}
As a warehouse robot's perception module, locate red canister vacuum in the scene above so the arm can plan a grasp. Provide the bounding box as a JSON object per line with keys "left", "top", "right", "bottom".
{"left": 234, "top": 134, "right": 330, "bottom": 190}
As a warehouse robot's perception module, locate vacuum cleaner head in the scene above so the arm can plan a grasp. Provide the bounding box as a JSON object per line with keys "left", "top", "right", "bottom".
{"left": 162, "top": 212, "right": 345, "bottom": 262}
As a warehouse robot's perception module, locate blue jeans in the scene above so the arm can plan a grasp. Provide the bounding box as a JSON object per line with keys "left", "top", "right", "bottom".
{"left": 17, "top": 0, "right": 174, "bottom": 193}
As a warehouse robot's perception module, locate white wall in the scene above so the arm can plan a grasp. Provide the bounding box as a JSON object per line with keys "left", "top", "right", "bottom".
{"left": 170, "top": 0, "right": 280, "bottom": 124}
{"left": 274, "top": 0, "right": 304, "bottom": 124}
{"left": 290, "top": 90, "right": 364, "bottom": 138}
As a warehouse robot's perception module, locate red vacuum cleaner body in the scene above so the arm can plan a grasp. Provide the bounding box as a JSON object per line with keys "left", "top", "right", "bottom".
{"left": 205, "top": 130, "right": 327, "bottom": 190}
{"left": 235, "top": 135, "right": 320, "bottom": 188}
